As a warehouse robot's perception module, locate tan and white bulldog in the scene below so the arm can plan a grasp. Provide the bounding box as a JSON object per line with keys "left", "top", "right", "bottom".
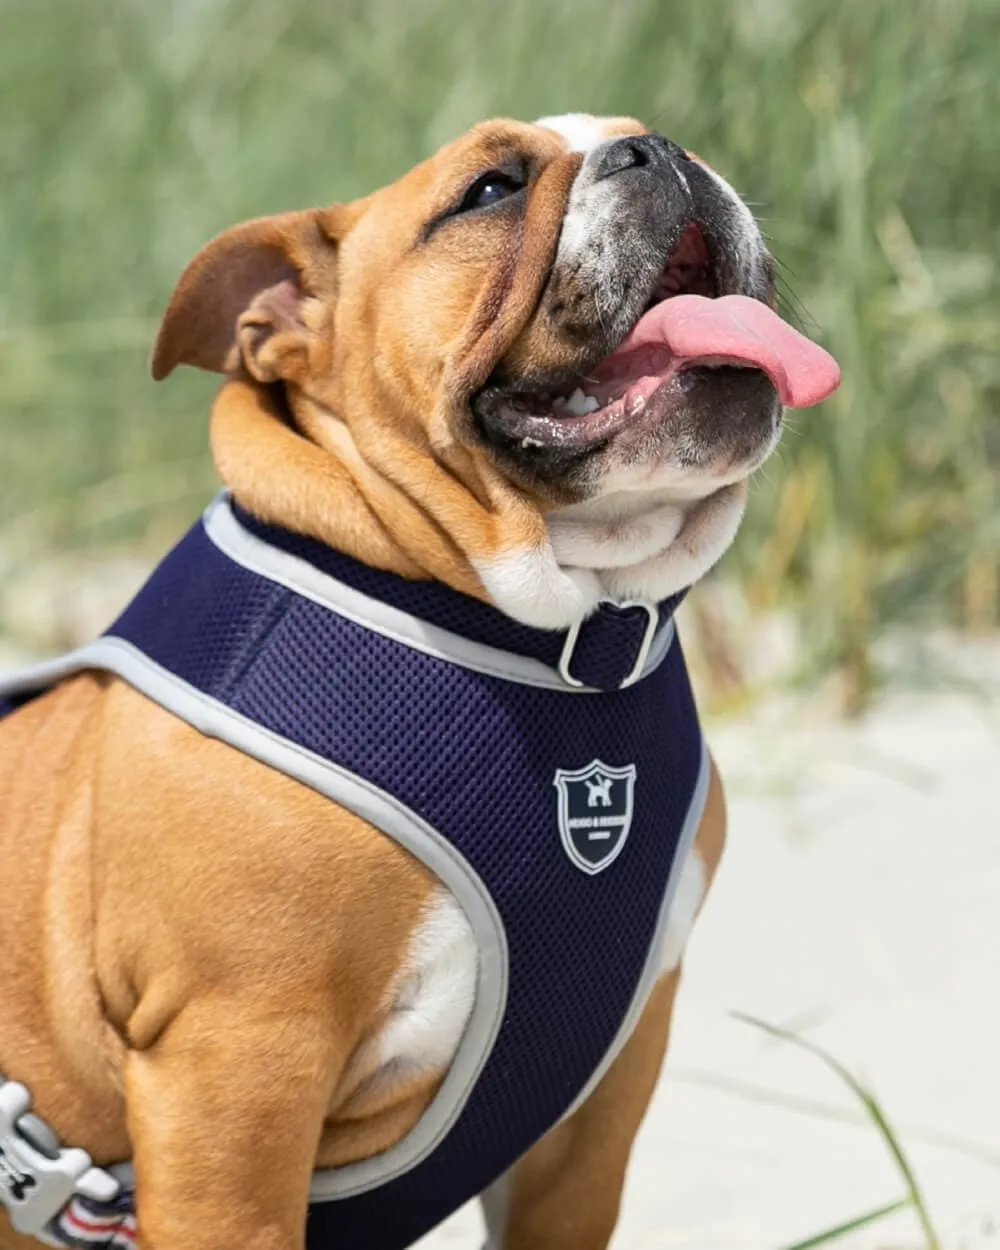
{"left": 0, "top": 113, "right": 838, "bottom": 1250}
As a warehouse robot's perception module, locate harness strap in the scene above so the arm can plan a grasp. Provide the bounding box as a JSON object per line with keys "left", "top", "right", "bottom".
{"left": 230, "top": 500, "right": 685, "bottom": 693}
{"left": 0, "top": 1076, "right": 129, "bottom": 1249}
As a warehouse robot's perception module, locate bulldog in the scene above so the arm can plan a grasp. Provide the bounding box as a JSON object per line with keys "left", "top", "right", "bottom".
{"left": 0, "top": 113, "right": 839, "bottom": 1250}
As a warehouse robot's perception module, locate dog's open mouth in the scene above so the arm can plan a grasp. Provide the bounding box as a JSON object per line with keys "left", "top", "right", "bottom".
{"left": 474, "top": 223, "right": 840, "bottom": 454}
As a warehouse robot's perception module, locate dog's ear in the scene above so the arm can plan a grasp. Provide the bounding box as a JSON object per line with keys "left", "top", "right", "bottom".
{"left": 150, "top": 206, "right": 355, "bottom": 383}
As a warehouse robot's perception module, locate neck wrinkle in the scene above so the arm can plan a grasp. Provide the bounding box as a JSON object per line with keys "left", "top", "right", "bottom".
{"left": 209, "top": 379, "right": 488, "bottom": 600}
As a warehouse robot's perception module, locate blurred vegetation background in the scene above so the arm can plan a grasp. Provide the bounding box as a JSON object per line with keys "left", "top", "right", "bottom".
{"left": 1, "top": 0, "right": 997, "bottom": 706}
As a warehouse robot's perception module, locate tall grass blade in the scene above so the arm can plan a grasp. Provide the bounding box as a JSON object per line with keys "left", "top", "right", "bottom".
{"left": 735, "top": 1012, "right": 942, "bottom": 1250}
{"left": 775, "top": 1197, "right": 910, "bottom": 1250}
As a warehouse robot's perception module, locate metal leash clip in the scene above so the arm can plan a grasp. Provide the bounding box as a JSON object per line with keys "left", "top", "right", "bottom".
{"left": 0, "top": 1074, "right": 119, "bottom": 1237}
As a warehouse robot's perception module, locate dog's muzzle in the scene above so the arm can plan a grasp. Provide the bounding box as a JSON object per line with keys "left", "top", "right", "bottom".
{"left": 471, "top": 131, "right": 840, "bottom": 485}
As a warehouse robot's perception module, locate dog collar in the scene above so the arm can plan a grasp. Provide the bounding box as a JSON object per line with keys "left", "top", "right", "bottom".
{"left": 225, "top": 497, "right": 684, "bottom": 694}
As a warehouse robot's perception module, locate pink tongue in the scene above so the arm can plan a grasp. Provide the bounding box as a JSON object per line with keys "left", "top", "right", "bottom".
{"left": 615, "top": 293, "right": 840, "bottom": 408}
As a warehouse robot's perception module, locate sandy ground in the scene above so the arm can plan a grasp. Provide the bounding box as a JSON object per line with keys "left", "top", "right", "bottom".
{"left": 417, "top": 654, "right": 1000, "bottom": 1250}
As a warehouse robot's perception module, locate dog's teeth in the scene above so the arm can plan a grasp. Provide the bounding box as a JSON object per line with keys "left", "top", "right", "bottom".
{"left": 699, "top": 356, "right": 751, "bottom": 370}
{"left": 520, "top": 436, "right": 543, "bottom": 449}
{"left": 628, "top": 394, "right": 645, "bottom": 416}
{"left": 561, "top": 388, "right": 600, "bottom": 416}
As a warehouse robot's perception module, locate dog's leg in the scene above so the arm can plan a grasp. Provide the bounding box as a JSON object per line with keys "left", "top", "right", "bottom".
{"left": 487, "top": 760, "right": 726, "bottom": 1250}
{"left": 492, "top": 971, "right": 679, "bottom": 1250}
{"left": 124, "top": 1002, "right": 341, "bottom": 1250}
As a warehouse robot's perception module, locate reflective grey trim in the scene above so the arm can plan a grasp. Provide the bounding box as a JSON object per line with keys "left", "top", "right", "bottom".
{"left": 559, "top": 743, "right": 710, "bottom": 1120}
{"left": 203, "top": 495, "right": 676, "bottom": 693}
{"left": 0, "top": 639, "right": 508, "bottom": 1204}
{"left": 0, "top": 651, "right": 110, "bottom": 701}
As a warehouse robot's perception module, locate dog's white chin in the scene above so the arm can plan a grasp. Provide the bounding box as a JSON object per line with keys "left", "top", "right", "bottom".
{"left": 596, "top": 480, "right": 747, "bottom": 601}
{"left": 474, "top": 480, "right": 748, "bottom": 628}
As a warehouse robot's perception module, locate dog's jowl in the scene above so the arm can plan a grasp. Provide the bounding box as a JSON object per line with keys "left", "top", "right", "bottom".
{"left": 0, "top": 113, "right": 838, "bottom": 1250}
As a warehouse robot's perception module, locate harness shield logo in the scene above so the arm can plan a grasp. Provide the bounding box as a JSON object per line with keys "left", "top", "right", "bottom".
{"left": 554, "top": 760, "right": 637, "bottom": 874}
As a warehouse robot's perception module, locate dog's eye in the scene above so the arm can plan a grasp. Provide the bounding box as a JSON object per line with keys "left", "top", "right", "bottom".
{"left": 458, "top": 171, "right": 525, "bottom": 213}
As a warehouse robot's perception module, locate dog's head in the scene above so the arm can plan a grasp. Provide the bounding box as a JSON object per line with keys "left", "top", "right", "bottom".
{"left": 153, "top": 113, "right": 838, "bottom": 626}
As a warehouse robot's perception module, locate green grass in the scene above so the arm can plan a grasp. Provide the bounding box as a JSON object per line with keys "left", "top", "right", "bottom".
{"left": 1, "top": 0, "right": 998, "bottom": 696}
{"left": 737, "top": 1014, "right": 942, "bottom": 1250}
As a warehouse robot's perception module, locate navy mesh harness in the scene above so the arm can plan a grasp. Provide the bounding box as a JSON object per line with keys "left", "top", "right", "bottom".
{"left": 0, "top": 496, "right": 707, "bottom": 1250}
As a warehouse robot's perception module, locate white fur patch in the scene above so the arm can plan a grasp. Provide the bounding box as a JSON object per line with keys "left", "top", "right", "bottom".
{"left": 475, "top": 484, "right": 746, "bottom": 623}
{"left": 658, "top": 847, "right": 707, "bottom": 974}
{"left": 536, "top": 113, "right": 623, "bottom": 154}
{"left": 377, "top": 889, "right": 477, "bottom": 1076}
{"left": 473, "top": 546, "right": 604, "bottom": 628}
{"left": 600, "top": 482, "right": 748, "bottom": 603}
{"left": 547, "top": 499, "right": 686, "bottom": 570}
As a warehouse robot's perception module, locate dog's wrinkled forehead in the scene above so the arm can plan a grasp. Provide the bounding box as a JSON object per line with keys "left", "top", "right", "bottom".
{"left": 359, "top": 118, "right": 566, "bottom": 223}
{"left": 352, "top": 113, "right": 678, "bottom": 244}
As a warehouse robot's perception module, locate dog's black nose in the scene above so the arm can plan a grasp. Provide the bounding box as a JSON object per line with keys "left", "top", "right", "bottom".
{"left": 592, "top": 133, "right": 688, "bottom": 181}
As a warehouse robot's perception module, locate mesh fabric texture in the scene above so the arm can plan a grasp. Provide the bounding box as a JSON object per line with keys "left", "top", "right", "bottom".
{"left": 2, "top": 509, "right": 703, "bottom": 1250}
{"left": 106, "top": 515, "right": 703, "bottom": 1248}
{"left": 232, "top": 502, "right": 685, "bottom": 691}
